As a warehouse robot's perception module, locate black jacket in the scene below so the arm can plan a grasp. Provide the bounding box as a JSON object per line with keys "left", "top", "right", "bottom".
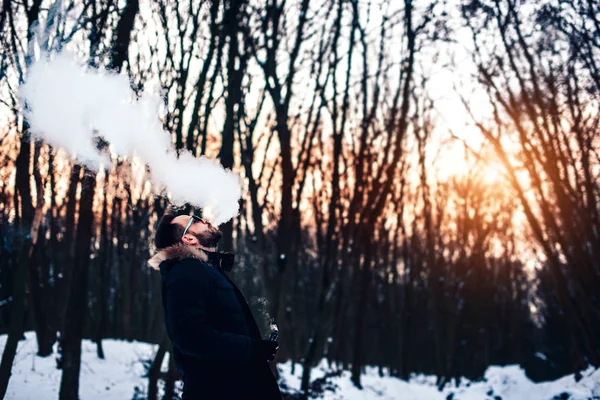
{"left": 152, "top": 245, "right": 281, "bottom": 400}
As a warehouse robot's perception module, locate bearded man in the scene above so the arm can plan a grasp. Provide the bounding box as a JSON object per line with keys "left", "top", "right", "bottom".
{"left": 149, "top": 212, "right": 282, "bottom": 400}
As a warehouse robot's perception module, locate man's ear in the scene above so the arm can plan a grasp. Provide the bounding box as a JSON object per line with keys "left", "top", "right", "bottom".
{"left": 182, "top": 234, "right": 198, "bottom": 246}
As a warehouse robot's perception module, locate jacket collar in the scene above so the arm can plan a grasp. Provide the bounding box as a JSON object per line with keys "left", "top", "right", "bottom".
{"left": 148, "top": 244, "right": 208, "bottom": 270}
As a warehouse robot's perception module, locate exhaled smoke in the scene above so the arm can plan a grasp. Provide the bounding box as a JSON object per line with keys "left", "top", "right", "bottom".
{"left": 20, "top": 52, "right": 240, "bottom": 225}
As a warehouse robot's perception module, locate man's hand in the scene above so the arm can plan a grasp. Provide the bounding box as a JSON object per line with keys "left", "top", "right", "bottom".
{"left": 250, "top": 340, "right": 279, "bottom": 362}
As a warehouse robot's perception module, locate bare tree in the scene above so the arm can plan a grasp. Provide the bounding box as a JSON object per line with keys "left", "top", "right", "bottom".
{"left": 462, "top": 0, "right": 600, "bottom": 369}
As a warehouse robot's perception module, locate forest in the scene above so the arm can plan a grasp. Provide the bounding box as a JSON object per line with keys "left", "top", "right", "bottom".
{"left": 0, "top": 0, "right": 599, "bottom": 398}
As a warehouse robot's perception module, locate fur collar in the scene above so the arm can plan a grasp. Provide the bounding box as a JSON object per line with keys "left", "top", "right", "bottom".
{"left": 148, "top": 244, "right": 208, "bottom": 270}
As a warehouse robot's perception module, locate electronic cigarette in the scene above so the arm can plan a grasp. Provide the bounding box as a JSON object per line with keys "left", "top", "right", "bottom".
{"left": 269, "top": 324, "right": 278, "bottom": 341}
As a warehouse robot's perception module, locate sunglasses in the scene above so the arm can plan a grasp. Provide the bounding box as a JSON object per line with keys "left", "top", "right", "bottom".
{"left": 182, "top": 215, "right": 206, "bottom": 237}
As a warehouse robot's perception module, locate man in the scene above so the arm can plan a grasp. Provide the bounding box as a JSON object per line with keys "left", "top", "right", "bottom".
{"left": 149, "top": 212, "right": 282, "bottom": 399}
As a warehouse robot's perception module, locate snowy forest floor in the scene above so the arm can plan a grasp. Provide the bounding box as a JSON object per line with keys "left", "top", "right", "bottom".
{"left": 2, "top": 332, "right": 600, "bottom": 399}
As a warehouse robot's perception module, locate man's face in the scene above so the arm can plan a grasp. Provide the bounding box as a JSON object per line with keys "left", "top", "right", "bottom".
{"left": 172, "top": 215, "right": 222, "bottom": 249}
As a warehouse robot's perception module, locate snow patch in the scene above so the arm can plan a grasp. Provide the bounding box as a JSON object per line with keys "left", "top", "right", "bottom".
{"left": 2, "top": 332, "right": 600, "bottom": 399}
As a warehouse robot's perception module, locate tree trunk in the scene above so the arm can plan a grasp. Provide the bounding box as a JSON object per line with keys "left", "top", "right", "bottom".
{"left": 108, "top": 0, "right": 139, "bottom": 72}
{"left": 186, "top": 0, "right": 221, "bottom": 154}
{"left": 29, "top": 238, "right": 55, "bottom": 357}
{"left": 147, "top": 337, "right": 168, "bottom": 400}
{"left": 0, "top": 116, "right": 39, "bottom": 394}
{"left": 0, "top": 202, "right": 44, "bottom": 398}
{"left": 59, "top": 170, "right": 97, "bottom": 400}
{"left": 163, "top": 347, "right": 178, "bottom": 400}
{"left": 350, "top": 237, "right": 374, "bottom": 388}
{"left": 57, "top": 165, "right": 82, "bottom": 345}
{"left": 219, "top": 0, "right": 246, "bottom": 251}
{"left": 29, "top": 141, "right": 55, "bottom": 357}
{"left": 94, "top": 171, "right": 111, "bottom": 359}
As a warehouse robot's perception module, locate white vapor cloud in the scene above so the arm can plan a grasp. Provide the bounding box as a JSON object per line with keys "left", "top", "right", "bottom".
{"left": 20, "top": 52, "right": 240, "bottom": 225}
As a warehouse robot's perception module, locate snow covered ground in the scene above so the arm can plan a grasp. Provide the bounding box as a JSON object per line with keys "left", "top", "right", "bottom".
{"left": 2, "top": 332, "right": 599, "bottom": 399}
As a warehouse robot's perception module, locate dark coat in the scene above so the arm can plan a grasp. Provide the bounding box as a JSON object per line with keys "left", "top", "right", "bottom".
{"left": 150, "top": 245, "right": 281, "bottom": 400}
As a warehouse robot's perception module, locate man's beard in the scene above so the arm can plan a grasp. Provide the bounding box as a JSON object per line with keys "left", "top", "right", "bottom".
{"left": 195, "top": 229, "right": 222, "bottom": 248}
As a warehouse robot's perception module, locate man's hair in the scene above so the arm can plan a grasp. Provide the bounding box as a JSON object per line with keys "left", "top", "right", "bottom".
{"left": 154, "top": 214, "right": 186, "bottom": 250}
